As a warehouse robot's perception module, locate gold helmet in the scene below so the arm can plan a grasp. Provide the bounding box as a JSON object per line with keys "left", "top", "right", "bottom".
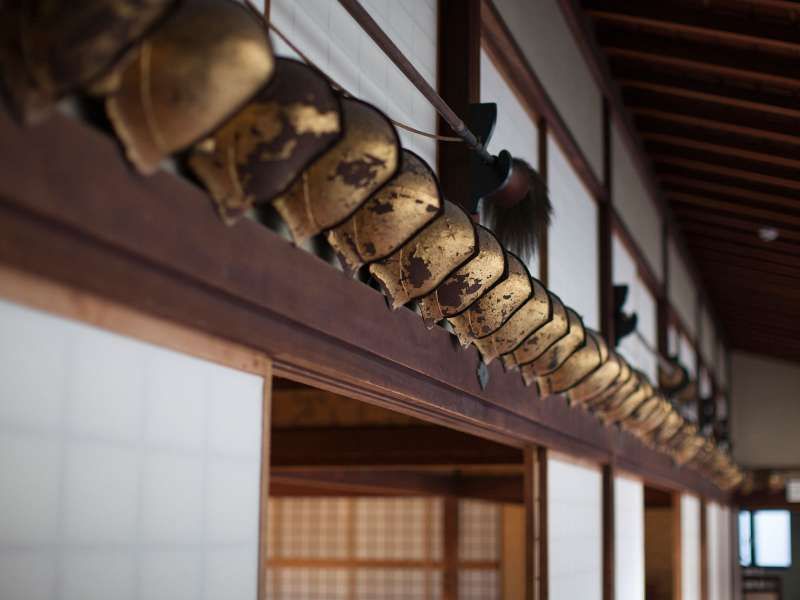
{"left": 190, "top": 57, "right": 342, "bottom": 224}
{"left": 505, "top": 291, "right": 568, "bottom": 371}
{"left": 594, "top": 369, "right": 642, "bottom": 422}
{"left": 651, "top": 409, "right": 683, "bottom": 449}
{"left": 448, "top": 252, "right": 533, "bottom": 347}
{"left": 601, "top": 375, "right": 654, "bottom": 425}
{"left": 418, "top": 225, "right": 506, "bottom": 328}
{"left": 1, "top": 0, "right": 177, "bottom": 123}
{"left": 273, "top": 96, "right": 400, "bottom": 241}
{"left": 370, "top": 200, "right": 477, "bottom": 309}
{"left": 520, "top": 308, "right": 585, "bottom": 386}
{"left": 623, "top": 395, "right": 671, "bottom": 438}
{"left": 473, "top": 276, "right": 551, "bottom": 364}
{"left": 106, "top": 0, "right": 275, "bottom": 174}
{"left": 674, "top": 433, "right": 705, "bottom": 466}
{"left": 587, "top": 355, "right": 632, "bottom": 410}
{"left": 568, "top": 349, "right": 623, "bottom": 407}
{"left": 538, "top": 329, "right": 607, "bottom": 397}
{"left": 328, "top": 149, "right": 442, "bottom": 275}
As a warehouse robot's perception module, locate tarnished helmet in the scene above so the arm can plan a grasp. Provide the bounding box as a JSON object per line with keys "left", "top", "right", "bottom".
{"left": 601, "top": 375, "right": 654, "bottom": 425}
{"left": 623, "top": 395, "right": 671, "bottom": 438}
{"left": 538, "top": 329, "right": 607, "bottom": 396}
{"left": 273, "top": 96, "right": 400, "bottom": 241}
{"left": 370, "top": 200, "right": 477, "bottom": 309}
{"left": 587, "top": 355, "right": 632, "bottom": 410}
{"left": 106, "top": 0, "right": 275, "bottom": 173}
{"left": 1, "top": 0, "right": 177, "bottom": 122}
{"left": 520, "top": 308, "right": 585, "bottom": 387}
{"left": 418, "top": 225, "right": 506, "bottom": 328}
{"left": 190, "top": 57, "right": 342, "bottom": 224}
{"left": 504, "top": 291, "right": 569, "bottom": 371}
{"left": 473, "top": 276, "right": 551, "bottom": 364}
{"left": 448, "top": 252, "right": 533, "bottom": 347}
{"left": 328, "top": 149, "right": 443, "bottom": 275}
{"left": 568, "top": 349, "right": 623, "bottom": 406}
{"left": 594, "top": 369, "right": 642, "bottom": 422}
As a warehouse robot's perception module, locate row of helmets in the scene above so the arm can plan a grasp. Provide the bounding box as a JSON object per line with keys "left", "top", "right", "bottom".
{"left": 2, "top": 0, "right": 741, "bottom": 490}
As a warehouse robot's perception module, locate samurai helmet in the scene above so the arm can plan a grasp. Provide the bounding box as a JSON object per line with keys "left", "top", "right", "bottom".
{"left": 652, "top": 409, "right": 684, "bottom": 449}
{"left": 568, "top": 349, "right": 623, "bottom": 407}
{"left": 520, "top": 308, "right": 585, "bottom": 386}
{"left": 623, "top": 395, "right": 671, "bottom": 438}
{"left": 106, "top": 0, "right": 275, "bottom": 173}
{"left": 370, "top": 200, "right": 477, "bottom": 309}
{"left": 473, "top": 276, "right": 551, "bottom": 364}
{"left": 594, "top": 370, "right": 642, "bottom": 422}
{"left": 190, "top": 57, "right": 342, "bottom": 224}
{"left": 538, "top": 329, "right": 607, "bottom": 397}
{"left": 505, "top": 291, "right": 569, "bottom": 371}
{"left": 418, "top": 225, "right": 506, "bottom": 328}
{"left": 273, "top": 96, "right": 400, "bottom": 241}
{"left": 587, "top": 355, "right": 632, "bottom": 410}
{"left": 602, "top": 375, "right": 654, "bottom": 426}
{"left": 448, "top": 252, "right": 533, "bottom": 347}
{"left": 1, "top": 0, "right": 177, "bottom": 123}
{"left": 328, "top": 149, "right": 442, "bottom": 275}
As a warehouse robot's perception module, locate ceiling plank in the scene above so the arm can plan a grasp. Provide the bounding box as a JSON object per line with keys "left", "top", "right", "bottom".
{"left": 669, "top": 192, "right": 800, "bottom": 228}
{"left": 643, "top": 133, "right": 800, "bottom": 171}
{"left": 653, "top": 155, "right": 800, "bottom": 193}
{"left": 686, "top": 246, "right": 800, "bottom": 278}
{"left": 633, "top": 108, "right": 800, "bottom": 148}
{"left": 687, "top": 238, "right": 800, "bottom": 268}
{"left": 589, "top": 9, "right": 800, "bottom": 55}
{"left": 679, "top": 223, "right": 800, "bottom": 257}
{"left": 674, "top": 208, "right": 800, "bottom": 242}
{"left": 660, "top": 175, "right": 800, "bottom": 213}
{"left": 606, "top": 47, "right": 800, "bottom": 90}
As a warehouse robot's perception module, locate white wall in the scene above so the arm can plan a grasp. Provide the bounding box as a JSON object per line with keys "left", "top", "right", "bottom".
{"left": 611, "top": 123, "right": 662, "bottom": 283}
{"left": 681, "top": 494, "right": 701, "bottom": 600}
{"left": 700, "top": 308, "right": 716, "bottom": 368}
{"left": 614, "top": 475, "right": 644, "bottom": 600}
{"left": 706, "top": 503, "right": 733, "bottom": 600}
{"left": 480, "top": 47, "right": 540, "bottom": 277}
{"left": 668, "top": 240, "right": 697, "bottom": 338}
{"left": 732, "top": 351, "right": 800, "bottom": 467}
{"left": 270, "top": 0, "right": 439, "bottom": 165}
{"left": 548, "top": 135, "right": 600, "bottom": 329}
{"left": 548, "top": 454, "right": 603, "bottom": 600}
{"left": 0, "top": 299, "right": 265, "bottom": 600}
{"left": 613, "top": 235, "right": 658, "bottom": 383}
{"left": 493, "top": 0, "right": 603, "bottom": 178}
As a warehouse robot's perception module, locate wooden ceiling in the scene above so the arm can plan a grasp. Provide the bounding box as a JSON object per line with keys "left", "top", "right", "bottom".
{"left": 578, "top": 0, "right": 800, "bottom": 363}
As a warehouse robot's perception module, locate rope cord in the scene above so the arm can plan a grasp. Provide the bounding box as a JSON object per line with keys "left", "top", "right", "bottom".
{"left": 244, "top": 0, "right": 463, "bottom": 142}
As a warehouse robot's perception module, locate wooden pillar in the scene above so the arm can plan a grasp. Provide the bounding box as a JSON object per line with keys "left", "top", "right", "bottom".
{"left": 602, "top": 463, "right": 615, "bottom": 600}
{"left": 538, "top": 119, "right": 550, "bottom": 287}
{"left": 523, "top": 447, "right": 537, "bottom": 600}
{"left": 599, "top": 97, "right": 614, "bottom": 344}
{"left": 437, "top": 0, "right": 481, "bottom": 211}
{"left": 537, "top": 446, "right": 549, "bottom": 600}
{"left": 444, "top": 495, "right": 460, "bottom": 600}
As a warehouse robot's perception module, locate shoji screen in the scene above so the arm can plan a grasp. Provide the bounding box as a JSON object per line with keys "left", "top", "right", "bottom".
{"left": 679, "top": 334, "right": 697, "bottom": 379}
{"left": 668, "top": 240, "right": 697, "bottom": 339}
{"left": 458, "top": 500, "right": 502, "bottom": 600}
{"left": 681, "top": 494, "right": 701, "bottom": 600}
{"left": 706, "top": 503, "right": 733, "bottom": 600}
{"left": 701, "top": 309, "right": 716, "bottom": 368}
{"left": 0, "top": 299, "right": 266, "bottom": 600}
{"left": 270, "top": 0, "right": 438, "bottom": 165}
{"left": 479, "top": 47, "right": 540, "bottom": 277}
{"left": 614, "top": 475, "right": 645, "bottom": 600}
{"left": 612, "top": 234, "right": 658, "bottom": 382}
{"left": 548, "top": 454, "right": 603, "bottom": 600}
{"left": 548, "top": 136, "right": 600, "bottom": 328}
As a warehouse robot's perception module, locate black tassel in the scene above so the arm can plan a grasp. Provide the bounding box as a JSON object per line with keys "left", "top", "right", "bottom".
{"left": 482, "top": 159, "right": 551, "bottom": 262}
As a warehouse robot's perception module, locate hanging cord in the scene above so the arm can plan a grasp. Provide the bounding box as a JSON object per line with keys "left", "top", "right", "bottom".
{"left": 243, "top": 0, "right": 463, "bottom": 142}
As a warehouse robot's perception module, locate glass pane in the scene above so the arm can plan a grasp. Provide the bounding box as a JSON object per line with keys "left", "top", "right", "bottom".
{"left": 738, "top": 511, "right": 752, "bottom": 566}
{"left": 754, "top": 510, "right": 792, "bottom": 568}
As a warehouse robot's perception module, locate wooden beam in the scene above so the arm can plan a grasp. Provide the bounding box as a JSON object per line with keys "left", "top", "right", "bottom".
{"left": 660, "top": 174, "right": 800, "bottom": 214}
{"left": 602, "top": 463, "right": 615, "bottom": 600}
{"left": 654, "top": 155, "right": 800, "bottom": 193}
{"left": 590, "top": 9, "right": 800, "bottom": 55}
{"left": 537, "top": 446, "right": 549, "bottom": 600}
{"left": 679, "top": 224, "right": 800, "bottom": 258}
{"left": 669, "top": 192, "right": 800, "bottom": 228}
{"left": 673, "top": 208, "right": 800, "bottom": 244}
{"left": 270, "top": 426, "right": 523, "bottom": 468}
{"left": 683, "top": 246, "right": 800, "bottom": 279}
{"left": 606, "top": 47, "right": 800, "bottom": 90}
{"left": 686, "top": 238, "right": 800, "bottom": 267}
{"left": 444, "top": 496, "right": 459, "bottom": 600}
{"left": 524, "top": 447, "right": 536, "bottom": 600}
{"left": 633, "top": 108, "right": 800, "bottom": 148}
{"left": 599, "top": 97, "right": 615, "bottom": 343}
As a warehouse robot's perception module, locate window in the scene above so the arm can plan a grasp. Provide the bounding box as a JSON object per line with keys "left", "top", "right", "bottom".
{"left": 740, "top": 510, "right": 792, "bottom": 568}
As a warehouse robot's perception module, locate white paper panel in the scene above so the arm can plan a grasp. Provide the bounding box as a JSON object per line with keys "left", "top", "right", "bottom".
{"left": 270, "top": 0, "right": 438, "bottom": 166}
{"left": 668, "top": 240, "right": 697, "bottom": 338}
{"left": 480, "top": 48, "right": 540, "bottom": 277}
{"left": 681, "top": 494, "right": 701, "bottom": 600}
{"left": 701, "top": 308, "right": 716, "bottom": 366}
{"left": 492, "top": 0, "right": 603, "bottom": 178}
{"left": 680, "top": 334, "right": 697, "bottom": 379}
{"left": 548, "top": 135, "right": 600, "bottom": 328}
{"left": 614, "top": 475, "right": 645, "bottom": 600}
{"left": 548, "top": 455, "right": 603, "bottom": 600}
{"left": 0, "top": 299, "right": 264, "bottom": 600}
{"left": 612, "top": 235, "right": 658, "bottom": 382}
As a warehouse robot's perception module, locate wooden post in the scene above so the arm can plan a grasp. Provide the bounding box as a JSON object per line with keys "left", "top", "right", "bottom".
{"left": 599, "top": 97, "right": 615, "bottom": 344}
{"left": 538, "top": 119, "right": 550, "bottom": 287}
{"left": 524, "top": 447, "right": 536, "bottom": 600}
{"left": 602, "top": 463, "right": 615, "bottom": 600}
{"left": 537, "top": 446, "right": 549, "bottom": 600}
{"left": 437, "top": 0, "right": 481, "bottom": 211}
{"left": 444, "top": 495, "right": 460, "bottom": 600}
